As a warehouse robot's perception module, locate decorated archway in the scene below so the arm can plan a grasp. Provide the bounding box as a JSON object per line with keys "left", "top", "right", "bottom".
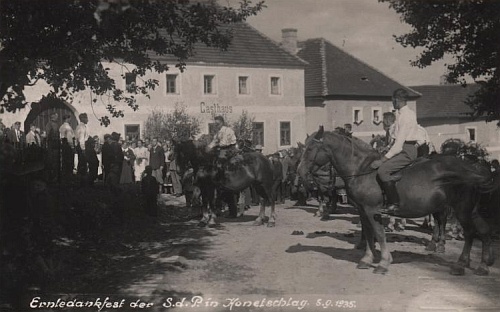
{"left": 24, "top": 97, "right": 78, "bottom": 133}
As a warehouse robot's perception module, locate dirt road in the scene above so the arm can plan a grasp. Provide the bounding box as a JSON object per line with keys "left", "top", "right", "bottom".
{"left": 110, "top": 196, "right": 500, "bottom": 312}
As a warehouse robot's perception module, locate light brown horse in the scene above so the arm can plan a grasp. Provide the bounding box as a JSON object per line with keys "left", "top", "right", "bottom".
{"left": 297, "top": 126, "right": 493, "bottom": 274}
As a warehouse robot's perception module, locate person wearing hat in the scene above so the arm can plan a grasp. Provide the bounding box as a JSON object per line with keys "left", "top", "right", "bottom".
{"left": 254, "top": 144, "right": 263, "bottom": 153}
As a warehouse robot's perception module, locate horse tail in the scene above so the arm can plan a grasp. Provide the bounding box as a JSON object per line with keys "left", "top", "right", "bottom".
{"left": 432, "top": 164, "right": 495, "bottom": 194}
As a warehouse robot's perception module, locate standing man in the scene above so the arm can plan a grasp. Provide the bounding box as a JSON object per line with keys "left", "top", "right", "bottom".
{"left": 107, "top": 132, "right": 124, "bottom": 192}
{"left": 370, "top": 89, "right": 419, "bottom": 215}
{"left": 101, "top": 134, "right": 112, "bottom": 183}
{"left": 26, "top": 125, "right": 41, "bottom": 146}
{"left": 59, "top": 114, "right": 75, "bottom": 182}
{"left": 8, "top": 121, "right": 24, "bottom": 148}
{"left": 75, "top": 113, "right": 90, "bottom": 185}
{"left": 149, "top": 138, "right": 165, "bottom": 193}
{"left": 45, "top": 112, "right": 60, "bottom": 182}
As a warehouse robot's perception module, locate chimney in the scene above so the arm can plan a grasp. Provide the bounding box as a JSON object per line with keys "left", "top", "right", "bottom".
{"left": 281, "top": 28, "right": 298, "bottom": 55}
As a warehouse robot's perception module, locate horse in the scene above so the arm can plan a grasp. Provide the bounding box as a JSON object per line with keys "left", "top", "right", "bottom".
{"left": 450, "top": 171, "right": 500, "bottom": 276}
{"left": 173, "top": 139, "right": 277, "bottom": 227}
{"left": 297, "top": 126, "right": 494, "bottom": 274}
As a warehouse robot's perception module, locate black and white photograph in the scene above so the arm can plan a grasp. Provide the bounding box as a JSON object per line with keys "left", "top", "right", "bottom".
{"left": 1, "top": 0, "right": 499, "bottom": 311}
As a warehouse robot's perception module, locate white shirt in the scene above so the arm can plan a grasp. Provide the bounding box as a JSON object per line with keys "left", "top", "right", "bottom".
{"left": 75, "top": 123, "right": 89, "bottom": 150}
{"left": 59, "top": 122, "right": 75, "bottom": 146}
{"left": 209, "top": 126, "right": 237, "bottom": 148}
{"left": 385, "top": 105, "right": 419, "bottom": 159}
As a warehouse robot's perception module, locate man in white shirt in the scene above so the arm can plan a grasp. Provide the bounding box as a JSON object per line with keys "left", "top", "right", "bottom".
{"left": 371, "top": 89, "right": 420, "bottom": 214}
{"left": 75, "top": 113, "right": 90, "bottom": 181}
{"left": 416, "top": 125, "right": 436, "bottom": 157}
{"left": 207, "top": 115, "right": 237, "bottom": 160}
{"left": 26, "top": 124, "right": 41, "bottom": 146}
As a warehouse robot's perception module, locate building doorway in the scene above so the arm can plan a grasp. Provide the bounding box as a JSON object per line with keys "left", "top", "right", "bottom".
{"left": 24, "top": 97, "right": 77, "bottom": 134}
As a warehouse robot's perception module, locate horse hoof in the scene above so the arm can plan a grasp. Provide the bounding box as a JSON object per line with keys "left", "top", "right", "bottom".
{"left": 373, "top": 266, "right": 388, "bottom": 274}
{"left": 208, "top": 222, "right": 218, "bottom": 228}
{"left": 198, "top": 222, "right": 207, "bottom": 227}
{"left": 267, "top": 222, "right": 276, "bottom": 228}
{"left": 449, "top": 265, "right": 466, "bottom": 276}
{"left": 253, "top": 220, "right": 264, "bottom": 226}
{"left": 474, "top": 266, "right": 489, "bottom": 276}
{"left": 356, "top": 261, "right": 372, "bottom": 269}
{"left": 436, "top": 244, "right": 445, "bottom": 253}
{"left": 320, "top": 216, "right": 329, "bottom": 221}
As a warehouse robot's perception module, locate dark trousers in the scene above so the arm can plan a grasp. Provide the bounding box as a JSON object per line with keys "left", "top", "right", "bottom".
{"left": 61, "top": 143, "right": 74, "bottom": 182}
{"left": 378, "top": 143, "right": 417, "bottom": 182}
{"left": 86, "top": 150, "right": 99, "bottom": 186}
{"left": 76, "top": 147, "right": 88, "bottom": 184}
{"left": 46, "top": 148, "right": 60, "bottom": 182}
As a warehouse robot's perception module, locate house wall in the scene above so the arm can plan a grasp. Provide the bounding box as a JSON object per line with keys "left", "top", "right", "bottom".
{"left": 420, "top": 117, "right": 500, "bottom": 160}
{"left": 305, "top": 98, "right": 417, "bottom": 143}
{"left": 1, "top": 63, "right": 306, "bottom": 154}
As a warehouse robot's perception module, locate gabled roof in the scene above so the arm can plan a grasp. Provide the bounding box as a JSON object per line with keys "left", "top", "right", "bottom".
{"left": 297, "top": 38, "right": 420, "bottom": 99}
{"left": 410, "top": 84, "right": 480, "bottom": 119}
{"left": 151, "top": 23, "right": 306, "bottom": 69}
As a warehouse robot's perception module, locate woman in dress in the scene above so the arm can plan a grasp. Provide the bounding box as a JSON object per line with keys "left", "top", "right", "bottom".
{"left": 120, "top": 141, "right": 136, "bottom": 184}
{"left": 133, "top": 139, "right": 149, "bottom": 182}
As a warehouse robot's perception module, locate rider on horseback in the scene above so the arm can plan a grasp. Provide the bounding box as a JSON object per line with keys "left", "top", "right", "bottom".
{"left": 207, "top": 115, "right": 237, "bottom": 168}
{"left": 370, "top": 88, "right": 420, "bottom": 215}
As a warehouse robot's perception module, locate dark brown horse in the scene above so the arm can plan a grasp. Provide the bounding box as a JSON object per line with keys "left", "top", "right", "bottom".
{"left": 173, "top": 139, "right": 276, "bottom": 227}
{"left": 297, "top": 126, "right": 493, "bottom": 274}
{"left": 450, "top": 171, "right": 500, "bottom": 276}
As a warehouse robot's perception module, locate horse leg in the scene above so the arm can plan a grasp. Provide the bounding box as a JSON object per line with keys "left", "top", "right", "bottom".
{"left": 474, "top": 234, "right": 494, "bottom": 276}
{"left": 450, "top": 228, "right": 473, "bottom": 275}
{"left": 436, "top": 211, "right": 447, "bottom": 253}
{"left": 267, "top": 198, "right": 276, "bottom": 227}
{"left": 356, "top": 211, "right": 376, "bottom": 268}
{"left": 320, "top": 192, "right": 330, "bottom": 221}
{"left": 253, "top": 184, "right": 267, "bottom": 226}
{"left": 426, "top": 212, "right": 442, "bottom": 252}
{"left": 368, "top": 210, "right": 392, "bottom": 274}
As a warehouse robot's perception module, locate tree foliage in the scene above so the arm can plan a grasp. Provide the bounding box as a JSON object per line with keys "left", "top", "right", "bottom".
{"left": 231, "top": 110, "right": 255, "bottom": 141}
{"left": 381, "top": 0, "right": 500, "bottom": 125}
{"left": 143, "top": 104, "right": 200, "bottom": 141}
{"left": 441, "top": 138, "right": 490, "bottom": 166}
{"left": 0, "top": 0, "right": 264, "bottom": 125}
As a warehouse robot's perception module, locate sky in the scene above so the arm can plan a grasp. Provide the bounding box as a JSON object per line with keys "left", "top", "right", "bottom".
{"left": 224, "top": 0, "right": 455, "bottom": 87}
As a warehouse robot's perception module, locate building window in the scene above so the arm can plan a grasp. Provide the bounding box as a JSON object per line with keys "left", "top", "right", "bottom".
{"left": 372, "top": 108, "right": 382, "bottom": 125}
{"left": 125, "top": 73, "right": 136, "bottom": 93}
{"left": 252, "top": 122, "right": 264, "bottom": 146}
{"left": 270, "top": 77, "right": 281, "bottom": 95}
{"left": 204, "top": 75, "right": 216, "bottom": 94}
{"left": 238, "top": 76, "right": 249, "bottom": 95}
{"left": 280, "top": 121, "right": 291, "bottom": 146}
{"left": 353, "top": 107, "right": 363, "bottom": 125}
{"left": 466, "top": 127, "right": 476, "bottom": 142}
{"left": 166, "top": 74, "right": 178, "bottom": 94}
{"left": 124, "top": 124, "right": 140, "bottom": 141}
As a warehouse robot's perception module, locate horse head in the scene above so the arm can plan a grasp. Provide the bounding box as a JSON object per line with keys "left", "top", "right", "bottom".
{"left": 297, "top": 126, "right": 331, "bottom": 183}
